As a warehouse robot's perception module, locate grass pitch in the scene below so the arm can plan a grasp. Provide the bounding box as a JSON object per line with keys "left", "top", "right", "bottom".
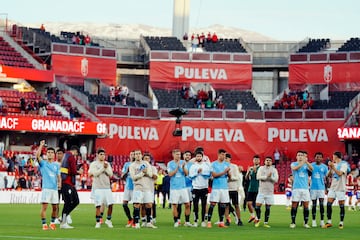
{"left": 0, "top": 204, "right": 359, "bottom": 240}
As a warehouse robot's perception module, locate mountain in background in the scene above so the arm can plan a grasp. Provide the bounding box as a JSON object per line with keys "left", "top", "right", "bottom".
{"left": 22, "top": 22, "right": 276, "bottom": 42}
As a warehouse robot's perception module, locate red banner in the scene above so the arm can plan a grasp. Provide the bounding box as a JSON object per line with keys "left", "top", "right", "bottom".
{"left": 52, "top": 54, "right": 116, "bottom": 86}
{"left": 96, "top": 117, "right": 344, "bottom": 167}
{"left": 289, "top": 62, "right": 360, "bottom": 85}
{"left": 0, "top": 116, "right": 106, "bottom": 135}
{"left": 149, "top": 62, "right": 252, "bottom": 89}
{"left": 0, "top": 65, "right": 53, "bottom": 82}
{"left": 337, "top": 127, "right": 360, "bottom": 140}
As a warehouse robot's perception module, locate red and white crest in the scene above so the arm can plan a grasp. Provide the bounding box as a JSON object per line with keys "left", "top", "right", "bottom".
{"left": 81, "top": 58, "right": 89, "bottom": 77}
{"left": 324, "top": 64, "right": 332, "bottom": 83}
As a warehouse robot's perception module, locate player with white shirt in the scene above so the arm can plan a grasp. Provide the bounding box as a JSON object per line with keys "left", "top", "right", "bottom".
{"left": 254, "top": 156, "right": 279, "bottom": 228}
{"left": 88, "top": 148, "right": 114, "bottom": 229}
{"left": 188, "top": 151, "right": 211, "bottom": 227}
{"left": 322, "top": 151, "right": 348, "bottom": 229}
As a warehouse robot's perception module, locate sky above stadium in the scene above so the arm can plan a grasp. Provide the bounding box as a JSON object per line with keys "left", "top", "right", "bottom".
{"left": 1, "top": 0, "right": 359, "bottom": 41}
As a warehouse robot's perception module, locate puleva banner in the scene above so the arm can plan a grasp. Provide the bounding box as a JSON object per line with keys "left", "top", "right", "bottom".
{"left": 96, "top": 117, "right": 344, "bottom": 166}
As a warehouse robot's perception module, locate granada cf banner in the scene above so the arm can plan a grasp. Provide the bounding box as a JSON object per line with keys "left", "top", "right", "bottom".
{"left": 96, "top": 118, "right": 344, "bottom": 167}
{"left": 289, "top": 62, "right": 360, "bottom": 85}
{"left": 0, "top": 116, "right": 106, "bottom": 135}
{"left": 52, "top": 54, "right": 116, "bottom": 86}
{"left": 149, "top": 62, "right": 252, "bottom": 89}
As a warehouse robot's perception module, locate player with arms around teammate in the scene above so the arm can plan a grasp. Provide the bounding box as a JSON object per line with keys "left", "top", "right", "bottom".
{"left": 290, "top": 150, "right": 313, "bottom": 229}
{"left": 254, "top": 156, "right": 279, "bottom": 228}
{"left": 323, "top": 151, "right": 348, "bottom": 229}
{"left": 36, "top": 140, "right": 61, "bottom": 230}
{"left": 310, "top": 152, "right": 328, "bottom": 228}
{"left": 88, "top": 148, "right": 114, "bottom": 228}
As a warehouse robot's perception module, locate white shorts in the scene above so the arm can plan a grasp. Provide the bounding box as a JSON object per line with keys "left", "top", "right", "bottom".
{"left": 41, "top": 189, "right": 59, "bottom": 204}
{"left": 186, "top": 187, "right": 193, "bottom": 202}
{"left": 123, "top": 189, "right": 133, "bottom": 202}
{"left": 310, "top": 190, "right": 326, "bottom": 200}
{"left": 327, "top": 190, "right": 346, "bottom": 201}
{"left": 209, "top": 189, "right": 230, "bottom": 203}
{"left": 169, "top": 189, "right": 190, "bottom": 204}
{"left": 292, "top": 189, "right": 311, "bottom": 202}
{"left": 132, "top": 190, "right": 153, "bottom": 204}
{"left": 93, "top": 189, "right": 115, "bottom": 207}
{"left": 256, "top": 193, "right": 274, "bottom": 205}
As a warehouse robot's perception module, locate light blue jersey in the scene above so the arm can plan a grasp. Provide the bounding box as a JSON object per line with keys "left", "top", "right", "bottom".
{"left": 184, "top": 161, "right": 193, "bottom": 188}
{"left": 310, "top": 163, "right": 328, "bottom": 190}
{"left": 211, "top": 160, "right": 230, "bottom": 190}
{"left": 39, "top": 159, "right": 60, "bottom": 190}
{"left": 122, "top": 161, "right": 134, "bottom": 190}
{"left": 167, "top": 160, "right": 186, "bottom": 190}
{"left": 291, "top": 162, "right": 310, "bottom": 189}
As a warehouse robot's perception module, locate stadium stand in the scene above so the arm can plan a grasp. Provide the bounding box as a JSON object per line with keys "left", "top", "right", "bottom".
{"left": 0, "top": 37, "right": 34, "bottom": 68}
{"left": 337, "top": 37, "right": 360, "bottom": 52}
{"left": 143, "top": 36, "right": 186, "bottom": 51}
{"left": 152, "top": 88, "right": 195, "bottom": 109}
{"left": 297, "top": 38, "right": 330, "bottom": 53}
{"left": 203, "top": 38, "right": 247, "bottom": 53}
{"left": 219, "top": 90, "right": 261, "bottom": 110}
{"left": 313, "top": 91, "right": 359, "bottom": 109}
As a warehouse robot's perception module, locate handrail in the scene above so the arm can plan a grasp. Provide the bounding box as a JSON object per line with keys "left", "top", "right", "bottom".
{"left": 95, "top": 105, "right": 345, "bottom": 121}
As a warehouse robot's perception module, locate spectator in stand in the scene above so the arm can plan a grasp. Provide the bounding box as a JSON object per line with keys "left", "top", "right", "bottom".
{"left": 180, "top": 84, "right": 188, "bottom": 99}
{"left": 199, "top": 33, "right": 205, "bottom": 48}
{"left": 205, "top": 98, "right": 214, "bottom": 109}
{"left": 212, "top": 33, "right": 218, "bottom": 43}
{"left": 0, "top": 139, "right": 4, "bottom": 157}
{"left": 20, "top": 97, "right": 26, "bottom": 114}
{"left": 274, "top": 149, "right": 280, "bottom": 167}
{"left": 84, "top": 35, "right": 91, "bottom": 45}
{"left": 0, "top": 97, "right": 3, "bottom": 112}
{"left": 120, "top": 84, "right": 129, "bottom": 106}
{"left": 207, "top": 32, "right": 212, "bottom": 43}
{"left": 237, "top": 101, "right": 243, "bottom": 111}
{"left": 191, "top": 34, "right": 199, "bottom": 52}
{"left": 73, "top": 107, "right": 81, "bottom": 119}
{"left": 109, "top": 85, "right": 116, "bottom": 103}
{"left": 72, "top": 35, "right": 77, "bottom": 44}
{"left": 40, "top": 24, "right": 45, "bottom": 32}
{"left": 3, "top": 175, "right": 8, "bottom": 189}
{"left": 303, "top": 90, "right": 309, "bottom": 102}
{"left": 69, "top": 108, "right": 74, "bottom": 120}
{"left": 80, "top": 143, "right": 87, "bottom": 161}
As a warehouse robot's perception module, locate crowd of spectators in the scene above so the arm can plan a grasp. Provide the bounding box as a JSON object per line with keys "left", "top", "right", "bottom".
{"left": 180, "top": 84, "right": 226, "bottom": 109}
{"left": 19, "top": 97, "right": 48, "bottom": 116}
{"left": 183, "top": 32, "right": 219, "bottom": 52}
{"left": 59, "top": 31, "right": 92, "bottom": 46}
{"left": 0, "top": 145, "right": 95, "bottom": 191}
{"left": 272, "top": 89, "right": 314, "bottom": 110}
{"left": 109, "top": 84, "right": 129, "bottom": 106}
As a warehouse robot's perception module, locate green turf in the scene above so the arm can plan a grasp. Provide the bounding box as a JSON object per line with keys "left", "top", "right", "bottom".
{"left": 0, "top": 204, "right": 359, "bottom": 240}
